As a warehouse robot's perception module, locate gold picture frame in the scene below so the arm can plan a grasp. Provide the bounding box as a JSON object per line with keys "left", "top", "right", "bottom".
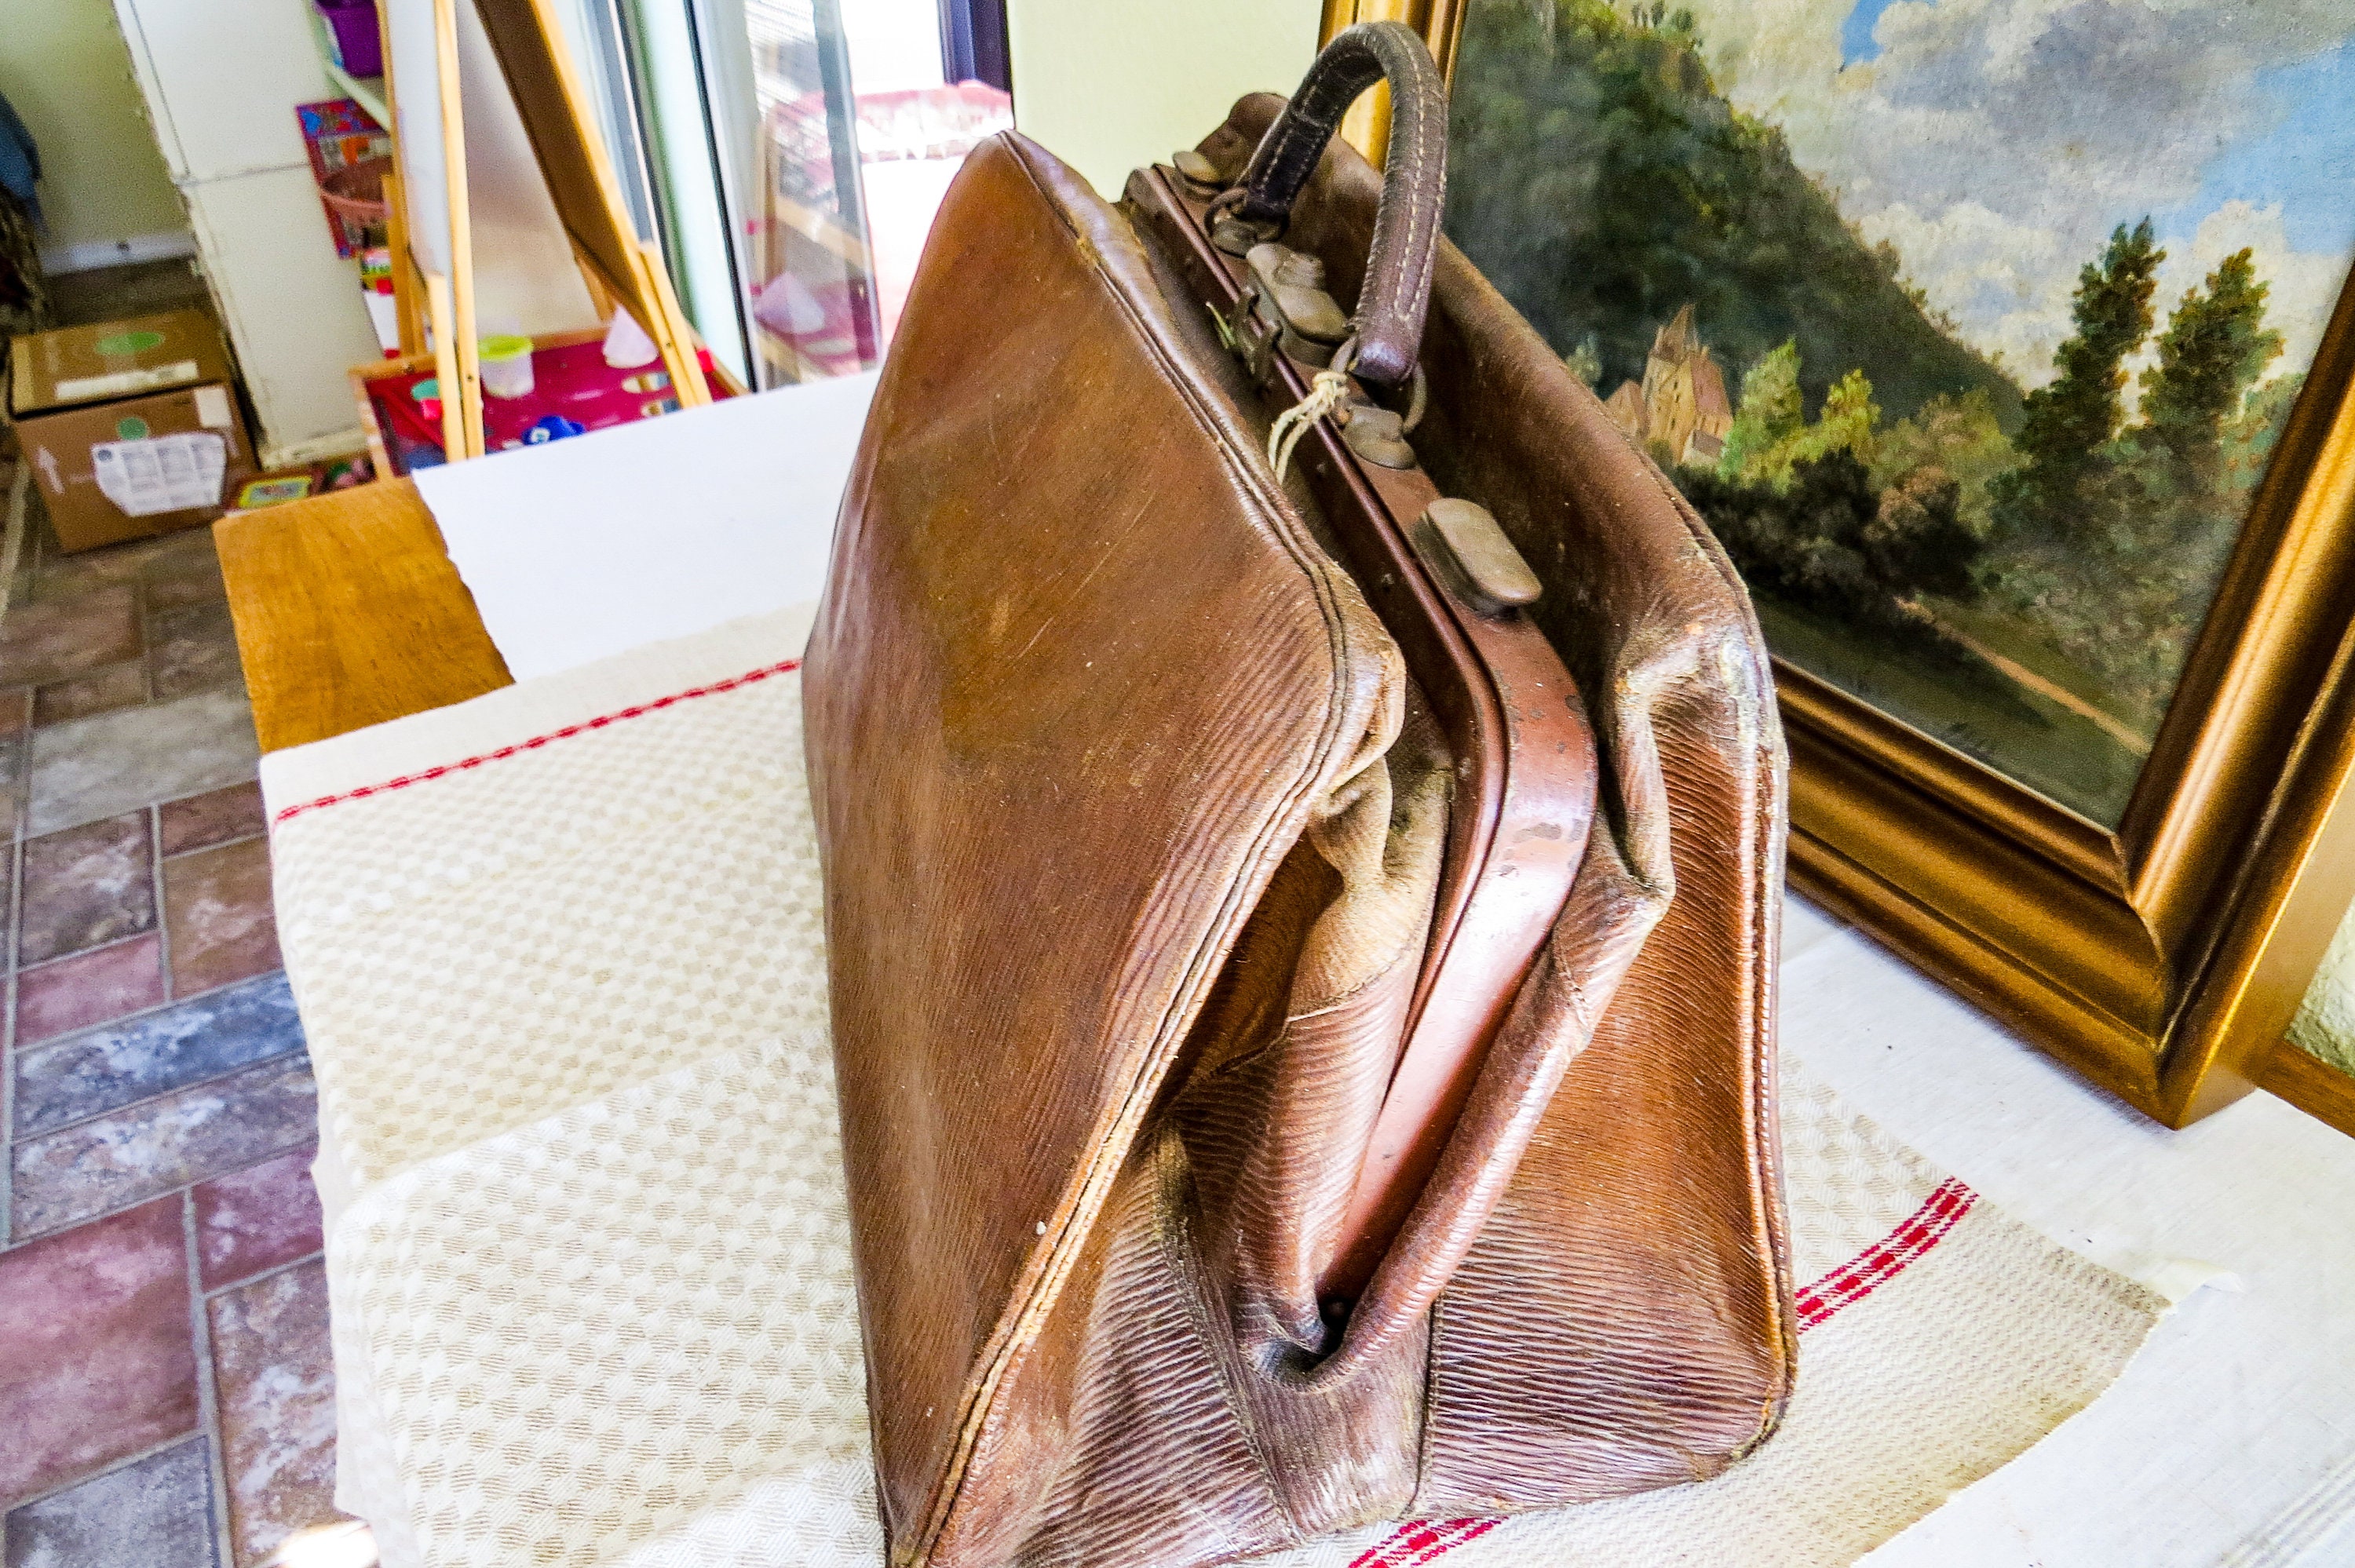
{"left": 1326, "top": 0, "right": 2355, "bottom": 1134}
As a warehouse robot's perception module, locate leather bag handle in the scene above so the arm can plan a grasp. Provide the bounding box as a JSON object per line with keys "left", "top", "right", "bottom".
{"left": 1234, "top": 21, "right": 1447, "bottom": 388}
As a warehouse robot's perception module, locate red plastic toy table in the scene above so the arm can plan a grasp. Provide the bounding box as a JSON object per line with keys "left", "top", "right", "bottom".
{"left": 366, "top": 340, "right": 732, "bottom": 475}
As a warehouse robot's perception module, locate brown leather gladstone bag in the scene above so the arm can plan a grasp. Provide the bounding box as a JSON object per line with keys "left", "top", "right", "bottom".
{"left": 805, "top": 23, "right": 1792, "bottom": 1568}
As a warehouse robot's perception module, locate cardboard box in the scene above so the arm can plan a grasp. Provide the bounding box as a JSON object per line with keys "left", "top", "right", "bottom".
{"left": 7, "top": 309, "right": 257, "bottom": 552}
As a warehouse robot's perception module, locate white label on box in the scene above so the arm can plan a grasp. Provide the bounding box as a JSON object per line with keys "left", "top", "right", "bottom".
{"left": 52, "top": 360, "right": 202, "bottom": 403}
{"left": 91, "top": 431, "right": 227, "bottom": 517}
{"left": 193, "top": 385, "right": 234, "bottom": 429}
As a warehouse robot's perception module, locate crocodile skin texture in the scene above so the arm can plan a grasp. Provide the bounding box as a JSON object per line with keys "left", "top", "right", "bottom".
{"left": 803, "top": 53, "right": 1791, "bottom": 1568}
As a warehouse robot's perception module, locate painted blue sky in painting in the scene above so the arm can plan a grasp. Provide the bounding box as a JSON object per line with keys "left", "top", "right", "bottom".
{"left": 1841, "top": 0, "right": 1898, "bottom": 64}
{"left": 1702, "top": 0, "right": 2355, "bottom": 388}
{"left": 2156, "top": 38, "right": 2355, "bottom": 256}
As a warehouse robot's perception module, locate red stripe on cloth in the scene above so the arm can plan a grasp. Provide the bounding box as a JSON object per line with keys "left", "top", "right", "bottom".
{"left": 1348, "top": 1518, "right": 1499, "bottom": 1566}
{"left": 1353, "top": 1175, "right": 1979, "bottom": 1560}
{"left": 1792, "top": 1176, "right": 1977, "bottom": 1329}
{"left": 269, "top": 658, "right": 802, "bottom": 826}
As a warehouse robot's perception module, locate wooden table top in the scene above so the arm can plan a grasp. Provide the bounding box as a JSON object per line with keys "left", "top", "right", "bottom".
{"left": 216, "top": 478, "right": 513, "bottom": 753}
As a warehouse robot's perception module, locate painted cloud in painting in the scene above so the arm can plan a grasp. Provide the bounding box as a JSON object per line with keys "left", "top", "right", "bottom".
{"left": 1685, "top": 0, "right": 2355, "bottom": 385}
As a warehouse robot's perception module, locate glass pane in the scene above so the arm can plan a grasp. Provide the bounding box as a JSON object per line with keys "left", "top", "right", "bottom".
{"left": 633, "top": 0, "right": 755, "bottom": 383}
{"left": 586, "top": 0, "right": 1013, "bottom": 390}
{"left": 739, "top": 0, "right": 885, "bottom": 384}
{"left": 1443, "top": 0, "right": 2355, "bottom": 826}
{"left": 725, "top": 0, "right": 1010, "bottom": 387}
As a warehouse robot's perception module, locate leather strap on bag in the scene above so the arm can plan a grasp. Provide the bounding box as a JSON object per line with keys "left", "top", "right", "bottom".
{"left": 1235, "top": 21, "right": 1445, "bottom": 388}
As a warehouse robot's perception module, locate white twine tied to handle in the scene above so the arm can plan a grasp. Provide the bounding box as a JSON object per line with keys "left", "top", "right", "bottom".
{"left": 1269, "top": 337, "right": 1360, "bottom": 482}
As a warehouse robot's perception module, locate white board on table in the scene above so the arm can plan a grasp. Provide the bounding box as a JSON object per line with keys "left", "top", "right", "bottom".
{"left": 415, "top": 370, "right": 878, "bottom": 680}
{"left": 384, "top": 0, "right": 597, "bottom": 334}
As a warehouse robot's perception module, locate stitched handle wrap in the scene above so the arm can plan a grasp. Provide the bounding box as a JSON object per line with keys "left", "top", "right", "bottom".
{"left": 1235, "top": 21, "right": 1448, "bottom": 388}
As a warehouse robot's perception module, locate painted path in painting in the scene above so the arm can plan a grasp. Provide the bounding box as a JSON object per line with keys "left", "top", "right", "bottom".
{"left": 1922, "top": 616, "right": 2152, "bottom": 758}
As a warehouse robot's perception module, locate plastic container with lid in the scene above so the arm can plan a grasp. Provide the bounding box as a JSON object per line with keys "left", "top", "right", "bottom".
{"left": 479, "top": 336, "right": 536, "bottom": 399}
{"left": 315, "top": 0, "right": 383, "bottom": 76}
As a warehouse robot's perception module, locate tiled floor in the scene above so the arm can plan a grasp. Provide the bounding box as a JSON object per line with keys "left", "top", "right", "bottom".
{"left": 0, "top": 488, "right": 371, "bottom": 1566}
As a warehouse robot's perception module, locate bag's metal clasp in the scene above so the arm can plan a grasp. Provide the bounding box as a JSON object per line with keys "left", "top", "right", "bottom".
{"left": 1339, "top": 365, "right": 1427, "bottom": 469}
{"left": 1224, "top": 242, "right": 1351, "bottom": 388}
{"left": 1172, "top": 148, "right": 1226, "bottom": 194}
{"left": 1222, "top": 286, "right": 1282, "bottom": 385}
{"left": 1410, "top": 500, "right": 1543, "bottom": 614}
{"left": 1204, "top": 186, "right": 1279, "bottom": 258}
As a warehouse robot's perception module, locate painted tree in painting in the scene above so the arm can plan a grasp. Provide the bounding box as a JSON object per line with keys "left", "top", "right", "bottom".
{"left": 2138, "top": 250, "right": 2285, "bottom": 490}
{"left": 1988, "top": 221, "right": 2163, "bottom": 546}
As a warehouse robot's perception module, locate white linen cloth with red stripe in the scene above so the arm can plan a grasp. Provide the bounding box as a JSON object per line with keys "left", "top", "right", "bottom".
{"left": 263, "top": 607, "right": 2163, "bottom": 1568}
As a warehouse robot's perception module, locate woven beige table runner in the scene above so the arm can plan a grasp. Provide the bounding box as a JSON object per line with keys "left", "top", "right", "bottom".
{"left": 261, "top": 608, "right": 2164, "bottom": 1568}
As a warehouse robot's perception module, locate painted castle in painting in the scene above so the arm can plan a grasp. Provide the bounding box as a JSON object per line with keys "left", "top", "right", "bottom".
{"left": 1603, "top": 305, "right": 1734, "bottom": 468}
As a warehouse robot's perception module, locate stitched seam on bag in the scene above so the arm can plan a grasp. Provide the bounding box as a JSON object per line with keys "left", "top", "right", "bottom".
{"left": 1386, "top": 33, "right": 1442, "bottom": 373}
{"left": 1411, "top": 1267, "right": 1446, "bottom": 1511}
{"left": 268, "top": 658, "right": 802, "bottom": 826}
{"left": 1747, "top": 706, "right": 1799, "bottom": 1415}
{"left": 907, "top": 140, "right": 1378, "bottom": 1568}
{"left": 1245, "top": 45, "right": 1354, "bottom": 219}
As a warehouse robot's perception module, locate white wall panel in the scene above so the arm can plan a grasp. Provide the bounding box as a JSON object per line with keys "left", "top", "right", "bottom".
{"left": 111, "top": 0, "right": 327, "bottom": 184}
{"left": 183, "top": 166, "right": 386, "bottom": 461}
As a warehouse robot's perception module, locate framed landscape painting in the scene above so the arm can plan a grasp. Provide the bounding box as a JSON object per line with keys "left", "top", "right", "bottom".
{"left": 1324, "top": 0, "right": 2355, "bottom": 1129}
{"left": 1444, "top": 0, "right": 2351, "bottom": 826}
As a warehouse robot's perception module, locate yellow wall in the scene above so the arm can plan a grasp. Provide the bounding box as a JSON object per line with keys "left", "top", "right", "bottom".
{"left": 1007, "top": 0, "right": 1320, "bottom": 198}
{"left": 0, "top": 0, "right": 189, "bottom": 261}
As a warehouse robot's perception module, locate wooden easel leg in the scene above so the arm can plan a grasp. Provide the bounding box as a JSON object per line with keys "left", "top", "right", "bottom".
{"left": 425, "top": 272, "right": 467, "bottom": 462}
{"left": 575, "top": 252, "right": 618, "bottom": 323}
{"left": 638, "top": 241, "right": 714, "bottom": 408}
